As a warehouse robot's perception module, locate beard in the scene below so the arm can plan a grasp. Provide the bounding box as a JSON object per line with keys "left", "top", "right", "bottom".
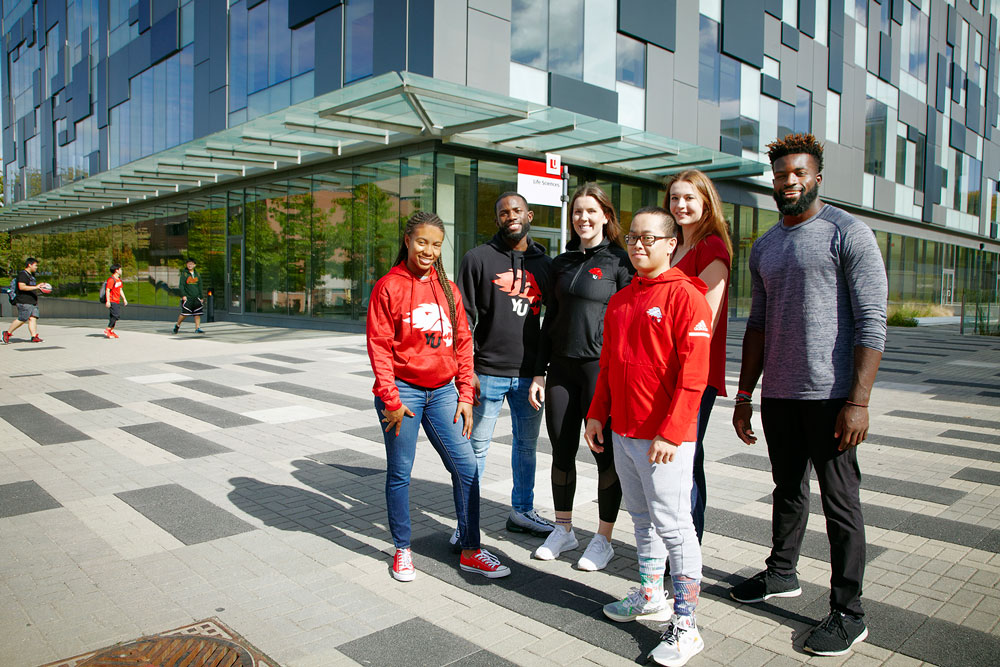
{"left": 499, "top": 220, "right": 530, "bottom": 244}
{"left": 773, "top": 182, "right": 820, "bottom": 216}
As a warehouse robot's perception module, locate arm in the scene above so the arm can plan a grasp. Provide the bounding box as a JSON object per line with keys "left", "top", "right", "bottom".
{"left": 732, "top": 327, "right": 764, "bottom": 445}
{"left": 833, "top": 345, "right": 882, "bottom": 450}
{"left": 179, "top": 273, "right": 186, "bottom": 302}
{"left": 451, "top": 288, "right": 476, "bottom": 406}
{"left": 657, "top": 292, "right": 711, "bottom": 445}
{"left": 699, "top": 258, "right": 729, "bottom": 333}
{"left": 530, "top": 267, "right": 561, "bottom": 409}
{"left": 584, "top": 309, "right": 615, "bottom": 453}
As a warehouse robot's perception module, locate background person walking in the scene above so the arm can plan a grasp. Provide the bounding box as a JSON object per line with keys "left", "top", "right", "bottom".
{"left": 3, "top": 257, "right": 47, "bottom": 344}
{"left": 103, "top": 264, "right": 127, "bottom": 339}
{"left": 173, "top": 259, "right": 204, "bottom": 334}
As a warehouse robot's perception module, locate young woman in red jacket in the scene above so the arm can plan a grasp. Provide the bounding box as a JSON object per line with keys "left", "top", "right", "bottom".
{"left": 367, "top": 211, "right": 511, "bottom": 583}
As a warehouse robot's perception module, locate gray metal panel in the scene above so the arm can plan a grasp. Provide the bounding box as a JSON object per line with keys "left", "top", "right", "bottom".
{"left": 466, "top": 9, "right": 509, "bottom": 96}
{"left": 96, "top": 59, "right": 107, "bottom": 129}
{"left": 129, "top": 31, "right": 150, "bottom": 77}
{"left": 796, "top": 37, "right": 814, "bottom": 90}
{"left": 549, "top": 72, "right": 617, "bottom": 122}
{"left": 469, "top": 0, "right": 510, "bottom": 20}
{"left": 313, "top": 7, "right": 342, "bottom": 95}
{"left": 408, "top": 0, "right": 434, "bottom": 77}
{"left": 433, "top": 0, "right": 466, "bottom": 85}
{"left": 152, "top": 0, "right": 176, "bottom": 23}
{"left": 672, "top": 0, "right": 698, "bottom": 87}
{"left": 373, "top": 0, "right": 406, "bottom": 76}
{"left": 898, "top": 91, "right": 926, "bottom": 132}
{"left": 820, "top": 142, "right": 859, "bottom": 204}
{"left": 671, "top": 81, "right": 697, "bottom": 143}
{"left": 764, "top": 13, "right": 781, "bottom": 59}
{"left": 618, "top": 0, "right": 676, "bottom": 52}
{"left": 721, "top": 0, "right": 764, "bottom": 68}
{"left": 779, "top": 44, "right": 797, "bottom": 104}
{"left": 781, "top": 22, "right": 799, "bottom": 51}
{"left": 874, "top": 176, "right": 895, "bottom": 213}
{"left": 696, "top": 100, "right": 721, "bottom": 150}
{"left": 891, "top": 0, "right": 903, "bottom": 25}
{"left": 812, "top": 37, "right": 827, "bottom": 91}
{"left": 644, "top": 44, "right": 673, "bottom": 136}
{"left": 193, "top": 0, "right": 211, "bottom": 65}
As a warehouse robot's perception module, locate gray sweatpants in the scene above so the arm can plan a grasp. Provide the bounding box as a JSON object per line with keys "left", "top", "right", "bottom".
{"left": 612, "top": 432, "right": 702, "bottom": 580}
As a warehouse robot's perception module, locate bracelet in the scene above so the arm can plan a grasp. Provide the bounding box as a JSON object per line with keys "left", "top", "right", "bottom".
{"left": 734, "top": 396, "right": 753, "bottom": 405}
{"left": 845, "top": 400, "right": 868, "bottom": 408}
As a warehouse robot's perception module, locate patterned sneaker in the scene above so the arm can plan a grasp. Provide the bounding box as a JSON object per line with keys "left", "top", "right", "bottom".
{"left": 392, "top": 548, "right": 415, "bottom": 582}
{"left": 533, "top": 527, "right": 578, "bottom": 560}
{"left": 576, "top": 534, "right": 614, "bottom": 571}
{"left": 603, "top": 587, "right": 672, "bottom": 623}
{"left": 648, "top": 614, "right": 704, "bottom": 666}
{"left": 172, "top": 324, "right": 179, "bottom": 334}
{"left": 459, "top": 549, "right": 511, "bottom": 578}
{"left": 2, "top": 331, "right": 9, "bottom": 344}
{"left": 803, "top": 611, "right": 868, "bottom": 656}
{"left": 30, "top": 335, "right": 42, "bottom": 343}
{"left": 729, "top": 569, "right": 801, "bottom": 603}
{"left": 506, "top": 509, "right": 555, "bottom": 537}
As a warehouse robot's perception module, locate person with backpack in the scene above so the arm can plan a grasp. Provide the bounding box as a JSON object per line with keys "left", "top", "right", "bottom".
{"left": 3, "top": 258, "right": 46, "bottom": 344}
{"left": 173, "top": 259, "right": 205, "bottom": 334}
{"left": 104, "top": 264, "right": 127, "bottom": 339}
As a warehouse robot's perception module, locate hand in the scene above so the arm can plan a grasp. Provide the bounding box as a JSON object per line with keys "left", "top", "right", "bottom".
{"left": 105, "top": 302, "right": 110, "bottom": 309}
{"left": 647, "top": 436, "right": 678, "bottom": 464}
{"left": 472, "top": 374, "right": 481, "bottom": 407}
{"left": 584, "top": 418, "right": 605, "bottom": 453}
{"left": 733, "top": 403, "right": 756, "bottom": 445}
{"left": 528, "top": 376, "right": 545, "bottom": 410}
{"left": 834, "top": 403, "right": 869, "bottom": 451}
{"left": 381, "top": 404, "right": 415, "bottom": 436}
{"left": 454, "top": 401, "right": 474, "bottom": 438}
{"left": 182, "top": 296, "right": 187, "bottom": 302}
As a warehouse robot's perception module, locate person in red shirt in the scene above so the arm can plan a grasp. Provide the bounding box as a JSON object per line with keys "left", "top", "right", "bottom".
{"left": 665, "top": 170, "right": 732, "bottom": 543}
{"left": 104, "top": 264, "right": 127, "bottom": 339}
{"left": 584, "top": 207, "right": 711, "bottom": 667}
{"left": 367, "top": 211, "right": 511, "bottom": 583}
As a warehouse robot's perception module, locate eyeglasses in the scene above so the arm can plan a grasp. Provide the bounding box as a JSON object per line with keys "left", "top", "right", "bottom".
{"left": 624, "top": 234, "right": 670, "bottom": 246}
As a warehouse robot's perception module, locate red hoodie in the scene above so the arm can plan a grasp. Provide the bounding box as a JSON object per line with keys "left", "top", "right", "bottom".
{"left": 367, "top": 263, "right": 475, "bottom": 411}
{"left": 587, "top": 266, "right": 711, "bottom": 445}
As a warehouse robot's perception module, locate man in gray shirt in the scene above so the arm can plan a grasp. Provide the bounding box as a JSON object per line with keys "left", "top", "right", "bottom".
{"left": 729, "top": 134, "right": 887, "bottom": 657}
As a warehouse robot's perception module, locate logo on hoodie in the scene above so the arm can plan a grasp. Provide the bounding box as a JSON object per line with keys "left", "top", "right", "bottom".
{"left": 588, "top": 267, "right": 603, "bottom": 280}
{"left": 646, "top": 306, "right": 663, "bottom": 323}
{"left": 404, "top": 303, "right": 453, "bottom": 348}
{"left": 690, "top": 320, "right": 710, "bottom": 337}
{"left": 492, "top": 269, "right": 542, "bottom": 317}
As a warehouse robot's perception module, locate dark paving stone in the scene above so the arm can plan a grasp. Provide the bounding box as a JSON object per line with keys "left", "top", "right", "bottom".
{"left": 938, "top": 428, "right": 1000, "bottom": 444}
{"left": 150, "top": 398, "right": 260, "bottom": 428}
{"left": 328, "top": 346, "right": 367, "bottom": 355}
{"left": 492, "top": 433, "right": 597, "bottom": 467}
{"left": 337, "top": 617, "right": 490, "bottom": 667}
{"left": 882, "top": 349, "right": 947, "bottom": 357}
{"left": 349, "top": 369, "right": 375, "bottom": 378}
{"left": 931, "top": 392, "right": 1000, "bottom": 407}
{"left": 952, "top": 466, "right": 1000, "bottom": 486}
{"left": 867, "top": 433, "right": 1000, "bottom": 463}
{"left": 878, "top": 367, "right": 921, "bottom": 374}
{"left": 886, "top": 410, "right": 1000, "bottom": 430}
{"left": 307, "top": 449, "right": 384, "bottom": 476}
{"left": 343, "top": 425, "right": 389, "bottom": 444}
{"left": 258, "top": 381, "right": 372, "bottom": 410}
{"left": 897, "top": 613, "right": 1000, "bottom": 667}
{"left": 0, "top": 404, "right": 90, "bottom": 445}
{"left": 67, "top": 368, "right": 108, "bottom": 377}
{"left": 120, "top": 423, "right": 232, "bottom": 459}
{"left": 173, "top": 379, "right": 250, "bottom": 398}
{"left": 718, "top": 453, "right": 965, "bottom": 504}
{"left": 925, "top": 378, "right": 1000, "bottom": 391}
{"left": 253, "top": 353, "right": 313, "bottom": 365}
{"left": 9, "top": 373, "right": 42, "bottom": 377}
{"left": 115, "top": 483, "right": 254, "bottom": 545}
{"left": 166, "top": 361, "right": 217, "bottom": 371}
{"left": 48, "top": 390, "right": 119, "bottom": 411}
{"left": 235, "top": 361, "right": 303, "bottom": 375}
{"left": 0, "top": 480, "right": 62, "bottom": 518}
{"left": 982, "top": 390, "right": 1000, "bottom": 400}
{"left": 880, "top": 356, "right": 929, "bottom": 364}
{"left": 14, "top": 346, "right": 65, "bottom": 351}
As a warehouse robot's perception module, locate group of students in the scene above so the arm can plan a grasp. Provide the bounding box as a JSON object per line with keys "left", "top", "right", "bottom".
{"left": 101, "top": 258, "right": 206, "bottom": 338}
{"left": 365, "top": 169, "right": 731, "bottom": 666}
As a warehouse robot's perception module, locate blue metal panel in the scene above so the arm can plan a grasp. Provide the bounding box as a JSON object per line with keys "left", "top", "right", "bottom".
{"left": 407, "top": 0, "right": 434, "bottom": 77}
{"left": 313, "top": 6, "right": 342, "bottom": 95}
{"left": 108, "top": 49, "right": 130, "bottom": 107}
{"left": 949, "top": 118, "right": 965, "bottom": 152}
{"left": 3, "top": 129, "right": 13, "bottom": 165}
{"left": 967, "top": 82, "right": 980, "bottom": 132}
{"left": 781, "top": 22, "right": 799, "bottom": 50}
{"left": 138, "top": 0, "right": 152, "bottom": 33}
{"left": 549, "top": 73, "right": 617, "bottom": 122}
{"left": 289, "top": 0, "right": 342, "bottom": 28}
{"left": 761, "top": 74, "right": 781, "bottom": 99}
{"left": 797, "top": 0, "right": 814, "bottom": 38}
{"left": 878, "top": 32, "right": 892, "bottom": 81}
{"left": 951, "top": 63, "right": 963, "bottom": 103}
{"left": 373, "top": 0, "right": 406, "bottom": 76}
{"left": 935, "top": 53, "right": 947, "bottom": 112}
{"left": 209, "top": 1, "right": 227, "bottom": 91}
{"left": 947, "top": 5, "right": 956, "bottom": 46}
{"left": 153, "top": 0, "right": 178, "bottom": 22}
{"left": 129, "top": 32, "right": 151, "bottom": 77}
{"left": 720, "top": 135, "right": 741, "bottom": 155}
{"left": 618, "top": 0, "right": 676, "bottom": 52}
{"left": 150, "top": 10, "right": 179, "bottom": 65}
{"left": 721, "top": 0, "right": 764, "bottom": 68}
{"left": 891, "top": 0, "right": 903, "bottom": 25}
{"left": 828, "top": 30, "right": 844, "bottom": 93}
{"left": 829, "top": 0, "right": 844, "bottom": 37}
{"left": 765, "top": 0, "right": 781, "bottom": 18}
{"left": 208, "top": 87, "right": 226, "bottom": 133}
{"left": 97, "top": 59, "right": 108, "bottom": 128}
{"left": 922, "top": 107, "right": 936, "bottom": 217}
{"left": 193, "top": 60, "right": 210, "bottom": 137}
{"left": 907, "top": 124, "right": 919, "bottom": 143}
{"left": 194, "top": 0, "right": 211, "bottom": 65}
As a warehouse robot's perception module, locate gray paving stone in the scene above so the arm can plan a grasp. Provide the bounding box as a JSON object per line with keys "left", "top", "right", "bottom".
{"left": 120, "top": 422, "right": 232, "bottom": 459}
{"left": 336, "top": 617, "right": 485, "bottom": 667}
{"left": 938, "top": 428, "right": 1000, "bottom": 444}
{"left": 886, "top": 410, "right": 1000, "bottom": 430}
{"left": 235, "top": 361, "right": 304, "bottom": 375}
{"left": 166, "top": 361, "right": 217, "bottom": 371}
{"left": 48, "top": 389, "right": 119, "bottom": 411}
{"left": 866, "top": 433, "right": 1000, "bottom": 463}
{"left": 952, "top": 466, "right": 1000, "bottom": 486}
{"left": 0, "top": 480, "right": 62, "bottom": 518}
{"left": 173, "top": 379, "right": 251, "bottom": 398}
{"left": 258, "top": 381, "right": 372, "bottom": 410}
{"left": 307, "top": 449, "right": 385, "bottom": 476}
{"left": 150, "top": 397, "right": 260, "bottom": 428}
{"left": 66, "top": 368, "right": 108, "bottom": 377}
{"left": 450, "top": 649, "right": 519, "bottom": 666}
{"left": 253, "top": 353, "right": 313, "bottom": 365}
{"left": 115, "top": 483, "right": 255, "bottom": 545}
{"left": 0, "top": 403, "right": 90, "bottom": 445}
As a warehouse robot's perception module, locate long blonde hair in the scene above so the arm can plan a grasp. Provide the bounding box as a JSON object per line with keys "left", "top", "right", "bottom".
{"left": 663, "top": 170, "right": 732, "bottom": 259}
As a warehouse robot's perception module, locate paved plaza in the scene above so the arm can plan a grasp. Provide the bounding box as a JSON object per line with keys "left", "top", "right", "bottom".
{"left": 0, "top": 316, "right": 998, "bottom": 666}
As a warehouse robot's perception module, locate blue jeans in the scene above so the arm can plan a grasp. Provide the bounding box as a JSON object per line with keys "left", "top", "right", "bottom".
{"left": 376, "top": 379, "right": 480, "bottom": 551}
{"left": 470, "top": 373, "right": 543, "bottom": 513}
{"left": 692, "top": 385, "right": 718, "bottom": 543}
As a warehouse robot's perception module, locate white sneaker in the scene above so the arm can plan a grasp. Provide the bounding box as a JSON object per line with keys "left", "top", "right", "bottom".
{"left": 506, "top": 509, "right": 555, "bottom": 536}
{"left": 648, "top": 615, "right": 704, "bottom": 666}
{"left": 533, "top": 526, "right": 578, "bottom": 560}
{"left": 576, "top": 534, "right": 614, "bottom": 571}
{"left": 603, "top": 587, "right": 672, "bottom": 623}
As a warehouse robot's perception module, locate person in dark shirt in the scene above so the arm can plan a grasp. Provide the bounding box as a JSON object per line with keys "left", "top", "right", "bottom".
{"left": 3, "top": 257, "right": 44, "bottom": 344}
{"left": 173, "top": 259, "right": 205, "bottom": 334}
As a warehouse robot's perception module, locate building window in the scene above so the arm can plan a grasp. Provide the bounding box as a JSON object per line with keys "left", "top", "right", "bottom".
{"left": 699, "top": 15, "right": 720, "bottom": 103}
{"left": 826, "top": 90, "right": 841, "bottom": 143}
{"left": 512, "top": 0, "right": 584, "bottom": 80}
{"left": 345, "top": 0, "right": 374, "bottom": 83}
{"left": 902, "top": 3, "right": 929, "bottom": 82}
{"left": 616, "top": 33, "right": 645, "bottom": 87}
{"left": 864, "top": 97, "right": 888, "bottom": 177}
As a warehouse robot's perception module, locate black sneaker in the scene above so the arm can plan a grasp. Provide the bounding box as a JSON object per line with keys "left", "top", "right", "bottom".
{"left": 172, "top": 324, "right": 179, "bottom": 334}
{"left": 804, "top": 611, "right": 868, "bottom": 656}
{"left": 730, "top": 569, "right": 801, "bottom": 603}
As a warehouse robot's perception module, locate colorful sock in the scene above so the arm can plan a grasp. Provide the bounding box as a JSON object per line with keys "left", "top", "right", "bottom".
{"left": 671, "top": 575, "right": 701, "bottom": 617}
{"left": 555, "top": 517, "right": 572, "bottom": 531}
{"left": 638, "top": 557, "right": 667, "bottom": 601}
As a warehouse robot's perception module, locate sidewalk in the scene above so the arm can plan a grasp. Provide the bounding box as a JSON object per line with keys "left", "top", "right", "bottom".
{"left": 1, "top": 318, "right": 998, "bottom": 666}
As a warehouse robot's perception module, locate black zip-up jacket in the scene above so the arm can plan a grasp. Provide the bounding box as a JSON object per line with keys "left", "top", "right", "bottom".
{"left": 534, "top": 237, "right": 634, "bottom": 375}
{"left": 457, "top": 233, "right": 553, "bottom": 377}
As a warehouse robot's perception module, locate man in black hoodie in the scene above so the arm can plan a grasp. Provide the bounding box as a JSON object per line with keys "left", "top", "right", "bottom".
{"left": 457, "top": 192, "right": 555, "bottom": 539}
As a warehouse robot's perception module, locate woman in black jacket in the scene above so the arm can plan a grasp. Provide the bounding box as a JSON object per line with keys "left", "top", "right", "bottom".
{"left": 528, "top": 183, "right": 634, "bottom": 570}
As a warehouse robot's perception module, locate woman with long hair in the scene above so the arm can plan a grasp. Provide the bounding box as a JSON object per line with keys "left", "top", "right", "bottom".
{"left": 528, "top": 183, "right": 635, "bottom": 570}
{"left": 664, "top": 170, "right": 733, "bottom": 543}
{"left": 367, "top": 211, "right": 511, "bottom": 582}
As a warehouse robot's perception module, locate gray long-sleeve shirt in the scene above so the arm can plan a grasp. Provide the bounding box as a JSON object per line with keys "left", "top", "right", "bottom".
{"left": 747, "top": 203, "right": 888, "bottom": 400}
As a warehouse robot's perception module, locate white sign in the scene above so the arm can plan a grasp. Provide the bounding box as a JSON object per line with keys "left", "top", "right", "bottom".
{"left": 545, "top": 153, "right": 561, "bottom": 175}
{"left": 517, "top": 159, "right": 562, "bottom": 207}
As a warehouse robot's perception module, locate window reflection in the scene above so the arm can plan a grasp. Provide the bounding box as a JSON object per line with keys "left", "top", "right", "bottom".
{"left": 512, "top": 0, "right": 548, "bottom": 70}
{"left": 345, "top": 0, "right": 374, "bottom": 83}
{"left": 548, "top": 0, "right": 584, "bottom": 79}
{"left": 616, "top": 33, "right": 645, "bottom": 87}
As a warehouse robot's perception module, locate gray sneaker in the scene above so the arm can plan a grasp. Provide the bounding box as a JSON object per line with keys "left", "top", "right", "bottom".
{"left": 506, "top": 509, "right": 555, "bottom": 537}
{"left": 603, "top": 587, "right": 672, "bottom": 623}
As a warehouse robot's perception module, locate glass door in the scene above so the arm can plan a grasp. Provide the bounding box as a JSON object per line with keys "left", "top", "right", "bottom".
{"left": 227, "top": 238, "right": 244, "bottom": 314}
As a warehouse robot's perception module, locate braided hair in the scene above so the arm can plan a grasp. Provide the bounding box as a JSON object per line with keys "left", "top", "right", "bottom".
{"left": 393, "top": 211, "right": 458, "bottom": 335}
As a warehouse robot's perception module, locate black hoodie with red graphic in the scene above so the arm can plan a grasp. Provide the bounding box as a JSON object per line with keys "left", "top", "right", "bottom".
{"left": 457, "top": 233, "right": 553, "bottom": 377}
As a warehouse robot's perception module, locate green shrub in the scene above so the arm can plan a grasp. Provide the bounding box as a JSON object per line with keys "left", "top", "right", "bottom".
{"left": 887, "top": 311, "right": 918, "bottom": 327}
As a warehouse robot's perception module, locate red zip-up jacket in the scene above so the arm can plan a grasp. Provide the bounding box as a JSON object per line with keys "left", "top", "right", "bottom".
{"left": 367, "top": 263, "right": 475, "bottom": 412}
{"left": 587, "top": 267, "right": 711, "bottom": 445}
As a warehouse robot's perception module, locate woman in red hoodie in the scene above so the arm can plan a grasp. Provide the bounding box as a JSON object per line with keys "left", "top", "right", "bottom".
{"left": 367, "top": 211, "right": 511, "bottom": 583}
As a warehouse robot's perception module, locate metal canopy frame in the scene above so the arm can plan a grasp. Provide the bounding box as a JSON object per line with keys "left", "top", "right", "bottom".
{"left": 0, "top": 71, "right": 766, "bottom": 232}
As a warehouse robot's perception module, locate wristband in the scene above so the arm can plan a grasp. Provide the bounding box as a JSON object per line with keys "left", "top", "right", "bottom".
{"left": 734, "top": 390, "right": 752, "bottom": 404}
{"left": 845, "top": 400, "right": 868, "bottom": 408}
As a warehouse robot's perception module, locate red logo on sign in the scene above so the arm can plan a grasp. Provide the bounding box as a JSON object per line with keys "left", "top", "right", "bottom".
{"left": 588, "top": 268, "right": 603, "bottom": 280}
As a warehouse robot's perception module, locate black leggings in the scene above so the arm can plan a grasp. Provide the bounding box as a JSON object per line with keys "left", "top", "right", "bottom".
{"left": 544, "top": 356, "right": 621, "bottom": 523}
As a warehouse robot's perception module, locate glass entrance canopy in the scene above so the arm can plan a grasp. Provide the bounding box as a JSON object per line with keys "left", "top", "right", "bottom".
{"left": 0, "top": 71, "right": 766, "bottom": 233}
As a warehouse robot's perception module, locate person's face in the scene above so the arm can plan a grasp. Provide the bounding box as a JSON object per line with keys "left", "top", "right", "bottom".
{"left": 571, "top": 195, "right": 607, "bottom": 246}
{"left": 771, "top": 153, "right": 822, "bottom": 216}
{"left": 404, "top": 224, "right": 444, "bottom": 276}
{"left": 668, "top": 180, "right": 705, "bottom": 229}
{"left": 25, "top": 262, "right": 37, "bottom": 274}
{"left": 186, "top": 262, "right": 196, "bottom": 271}
{"left": 495, "top": 195, "right": 533, "bottom": 243}
{"left": 627, "top": 213, "right": 677, "bottom": 277}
